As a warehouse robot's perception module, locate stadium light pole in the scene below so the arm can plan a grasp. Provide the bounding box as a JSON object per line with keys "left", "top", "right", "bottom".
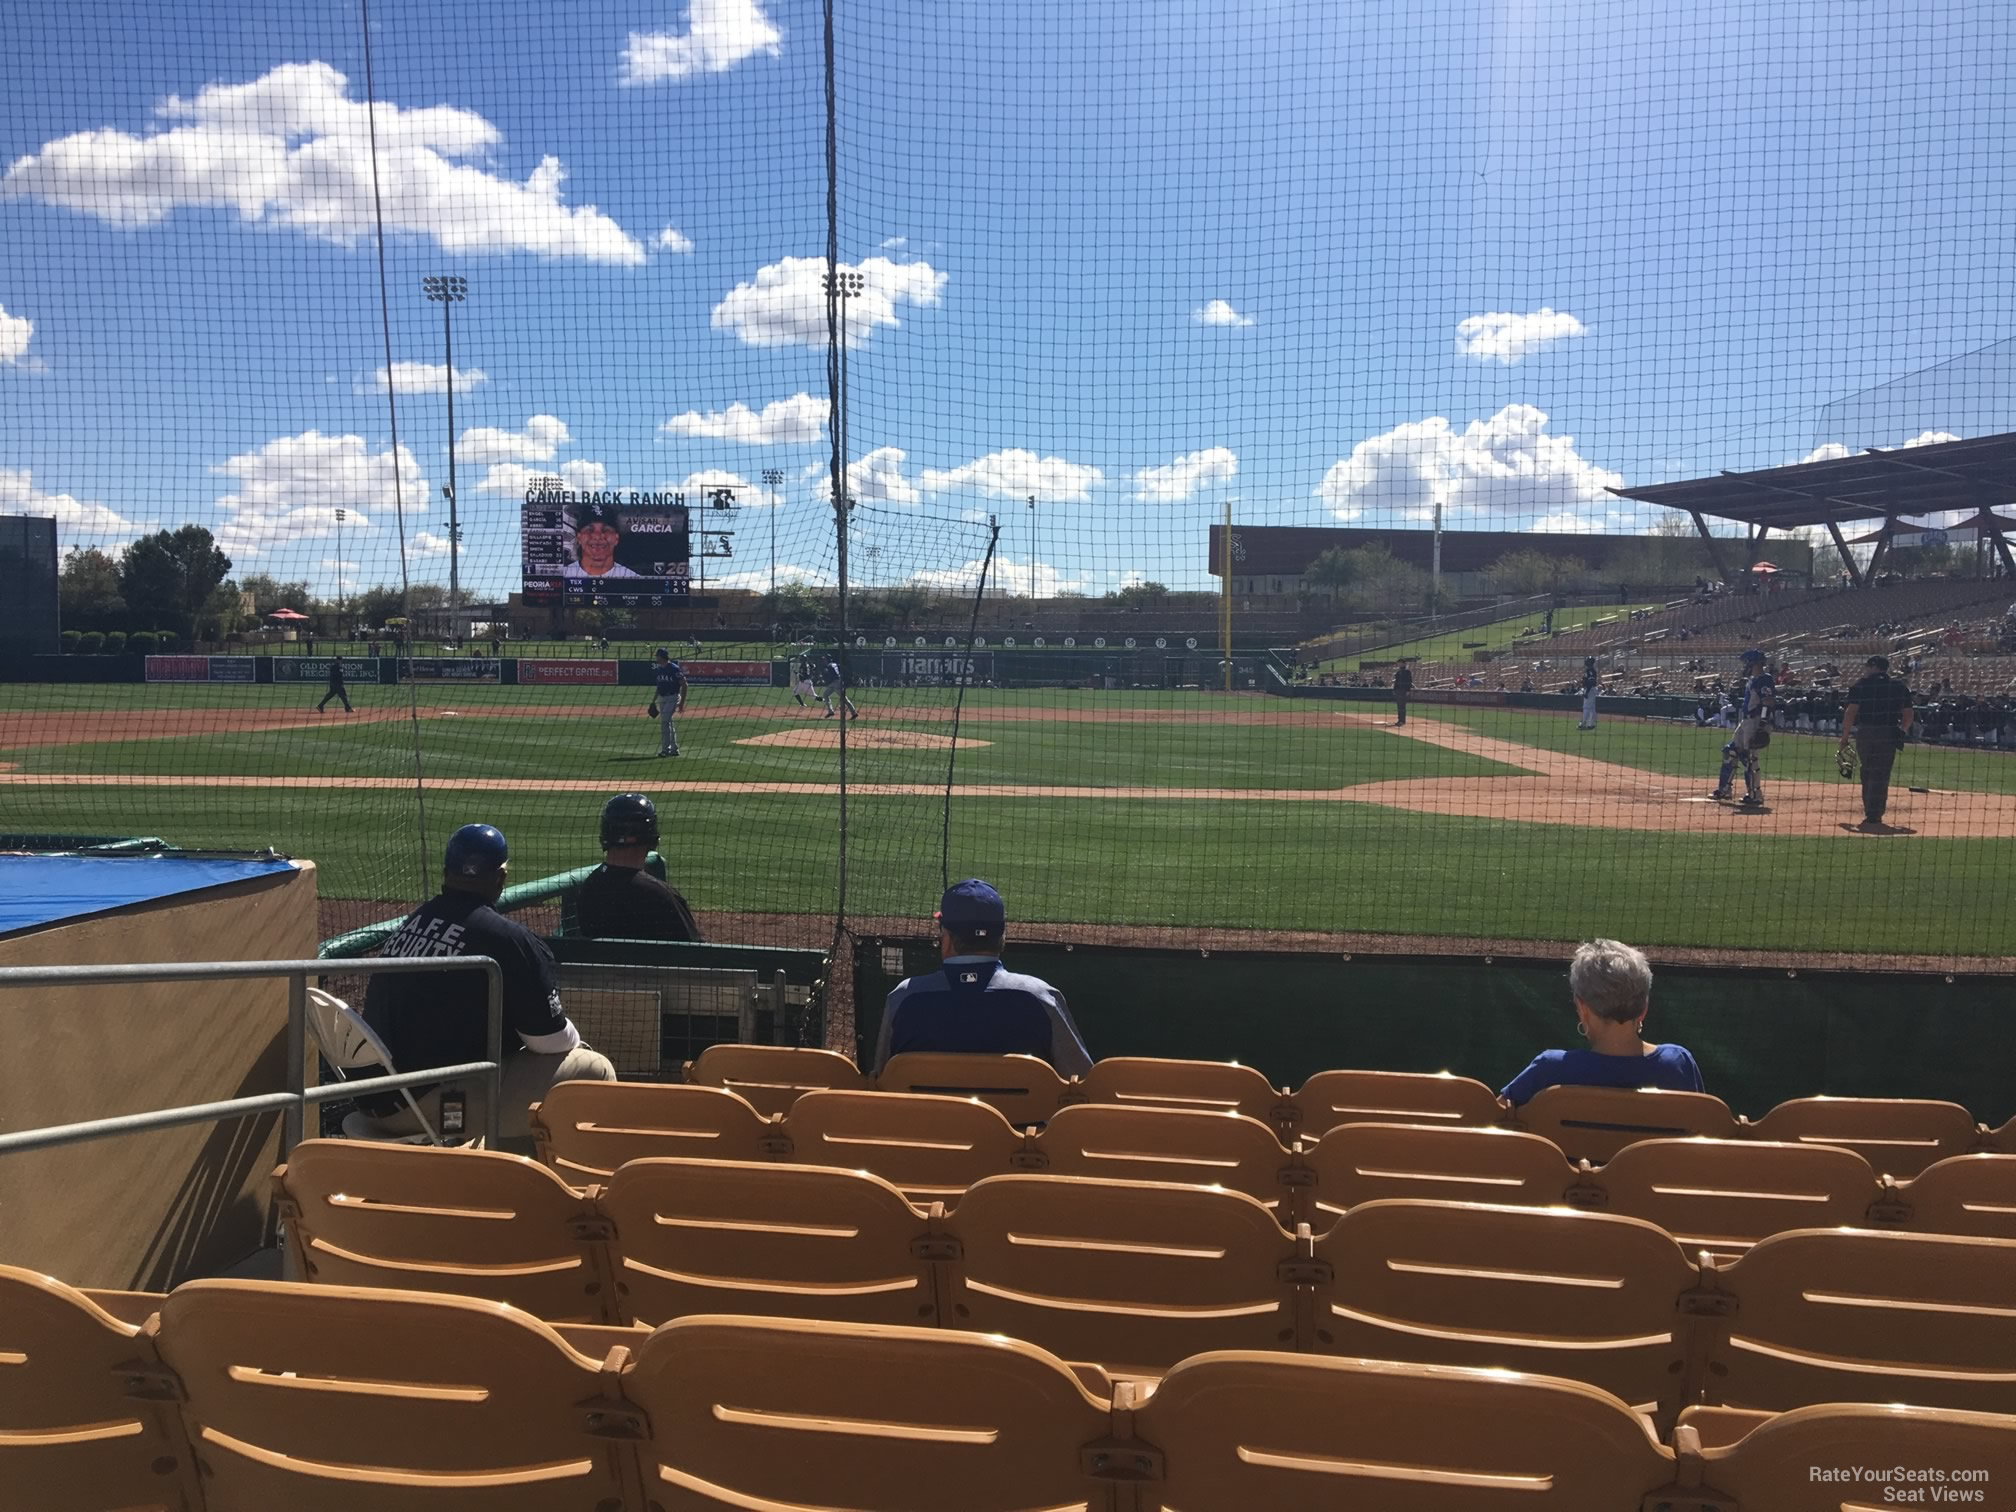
{"left": 1431, "top": 500, "right": 1443, "bottom": 624}
{"left": 822, "top": 269, "right": 865, "bottom": 503}
{"left": 421, "top": 275, "right": 468, "bottom": 612}
{"left": 762, "top": 468, "right": 784, "bottom": 603}
{"left": 334, "top": 507, "right": 347, "bottom": 637}
{"left": 1028, "top": 494, "right": 1037, "bottom": 600}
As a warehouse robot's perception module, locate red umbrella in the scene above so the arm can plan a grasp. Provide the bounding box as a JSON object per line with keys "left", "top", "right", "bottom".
{"left": 266, "top": 608, "right": 310, "bottom": 621}
{"left": 1749, "top": 562, "right": 1781, "bottom": 574}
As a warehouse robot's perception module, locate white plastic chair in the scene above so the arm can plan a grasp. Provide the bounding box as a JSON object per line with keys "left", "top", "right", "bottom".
{"left": 304, "top": 986, "right": 444, "bottom": 1145}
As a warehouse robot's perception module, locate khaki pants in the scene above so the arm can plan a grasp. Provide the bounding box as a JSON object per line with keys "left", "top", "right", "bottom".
{"left": 349, "top": 1044, "right": 616, "bottom": 1155}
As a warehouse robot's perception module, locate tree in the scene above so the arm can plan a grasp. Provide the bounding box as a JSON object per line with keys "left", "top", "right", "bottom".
{"left": 1302, "top": 547, "right": 1367, "bottom": 600}
{"left": 1302, "top": 544, "right": 1429, "bottom": 615}
{"left": 762, "top": 582, "right": 826, "bottom": 634}
{"left": 58, "top": 547, "right": 127, "bottom": 630}
{"left": 1486, "top": 548, "right": 1585, "bottom": 597}
{"left": 118, "top": 526, "right": 232, "bottom": 637}
{"left": 239, "top": 573, "right": 315, "bottom": 618}
{"left": 1108, "top": 581, "right": 1171, "bottom": 610}
{"left": 198, "top": 581, "right": 250, "bottom": 640}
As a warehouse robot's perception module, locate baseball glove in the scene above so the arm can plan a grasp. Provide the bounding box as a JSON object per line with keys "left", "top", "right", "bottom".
{"left": 647, "top": 702, "right": 660, "bottom": 718}
{"left": 1735, "top": 716, "right": 1771, "bottom": 751}
{"left": 1837, "top": 743, "right": 1858, "bottom": 779}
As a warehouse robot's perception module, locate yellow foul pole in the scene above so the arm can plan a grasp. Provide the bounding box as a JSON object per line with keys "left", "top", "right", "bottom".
{"left": 1220, "top": 500, "right": 1233, "bottom": 693}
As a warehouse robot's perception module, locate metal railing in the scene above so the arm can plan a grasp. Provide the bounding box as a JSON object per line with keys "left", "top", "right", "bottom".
{"left": 0, "top": 956, "right": 503, "bottom": 1156}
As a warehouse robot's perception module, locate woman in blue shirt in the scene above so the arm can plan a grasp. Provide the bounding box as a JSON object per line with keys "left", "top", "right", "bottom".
{"left": 1500, "top": 938, "right": 1703, "bottom": 1107}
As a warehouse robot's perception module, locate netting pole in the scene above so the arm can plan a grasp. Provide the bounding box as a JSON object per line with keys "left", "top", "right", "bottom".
{"left": 942, "top": 520, "right": 1002, "bottom": 889}
{"left": 1221, "top": 498, "right": 1233, "bottom": 692}
{"left": 822, "top": 0, "right": 852, "bottom": 998}
{"left": 358, "top": 0, "right": 431, "bottom": 896}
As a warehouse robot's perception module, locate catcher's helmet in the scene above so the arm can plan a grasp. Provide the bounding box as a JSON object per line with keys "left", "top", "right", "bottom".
{"left": 443, "top": 823, "right": 508, "bottom": 877}
{"left": 600, "top": 792, "right": 659, "bottom": 849}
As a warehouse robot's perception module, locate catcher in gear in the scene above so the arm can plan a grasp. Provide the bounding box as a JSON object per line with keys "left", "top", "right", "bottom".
{"left": 1711, "top": 649, "right": 1775, "bottom": 808}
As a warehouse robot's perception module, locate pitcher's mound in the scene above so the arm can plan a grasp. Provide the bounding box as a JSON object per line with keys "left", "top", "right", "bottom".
{"left": 737, "top": 727, "right": 992, "bottom": 751}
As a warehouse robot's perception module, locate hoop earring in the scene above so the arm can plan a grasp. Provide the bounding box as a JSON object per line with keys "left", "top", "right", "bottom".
{"left": 1575, "top": 1022, "right": 1588, "bottom": 1038}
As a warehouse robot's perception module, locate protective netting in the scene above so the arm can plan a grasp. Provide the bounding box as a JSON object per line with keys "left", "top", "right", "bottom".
{"left": 2, "top": 0, "right": 2013, "bottom": 965}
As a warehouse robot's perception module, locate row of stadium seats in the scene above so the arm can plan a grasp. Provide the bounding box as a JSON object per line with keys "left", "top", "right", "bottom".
{"left": 527, "top": 1080, "right": 2016, "bottom": 1244}
{"left": 687, "top": 1045, "right": 2016, "bottom": 1173}
{"left": 14, "top": 1263, "right": 2011, "bottom": 1512}
{"left": 271, "top": 1140, "right": 2016, "bottom": 1423}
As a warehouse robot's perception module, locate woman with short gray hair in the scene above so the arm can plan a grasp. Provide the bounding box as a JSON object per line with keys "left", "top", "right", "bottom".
{"left": 1499, "top": 939, "right": 1703, "bottom": 1107}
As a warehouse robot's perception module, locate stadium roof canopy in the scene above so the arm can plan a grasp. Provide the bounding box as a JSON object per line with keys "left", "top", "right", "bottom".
{"left": 1606, "top": 430, "right": 2016, "bottom": 585}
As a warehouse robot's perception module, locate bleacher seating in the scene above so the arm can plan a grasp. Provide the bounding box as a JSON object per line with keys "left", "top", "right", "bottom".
{"left": 1585, "top": 1138, "right": 1875, "bottom": 1257}
{"left": 1033, "top": 1103, "right": 1293, "bottom": 1212}
{"left": 1515, "top": 1085, "right": 1741, "bottom": 1161}
{"left": 1751, "top": 1094, "right": 1982, "bottom": 1180}
{"left": 878, "top": 1050, "right": 1074, "bottom": 1126}
{"left": 781, "top": 1087, "right": 1030, "bottom": 1200}
{"left": 683, "top": 1041, "right": 870, "bottom": 1117}
{"left": 1077, "top": 1055, "right": 1294, "bottom": 1128}
{"left": 1302, "top": 1122, "right": 1576, "bottom": 1224}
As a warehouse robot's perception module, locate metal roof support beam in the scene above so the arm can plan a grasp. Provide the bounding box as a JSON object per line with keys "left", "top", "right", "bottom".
{"left": 1687, "top": 509, "right": 1734, "bottom": 583}
{"left": 1824, "top": 519, "right": 1864, "bottom": 588}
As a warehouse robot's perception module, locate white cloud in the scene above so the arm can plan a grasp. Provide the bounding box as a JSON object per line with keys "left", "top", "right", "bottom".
{"left": 621, "top": 0, "right": 783, "bottom": 85}
{"left": 907, "top": 555, "right": 1083, "bottom": 597}
{"left": 370, "top": 361, "right": 487, "bottom": 395}
{"left": 920, "top": 449, "right": 1104, "bottom": 503}
{"left": 0, "top": 303, "right": 35, "bottom": 365}
{"left": 1193, "top": 299, "right": 1252, "bottom": 327}
{"left": 410, "top": 532, "right": 453, "bottom": 555}
{"left": 1133, "top": 446, "right": 1237, "bottom": 503}
{"left": 655, "top": 225, "right": 694, "bottom": 254}
{"left": 210, "top": 430, "right": 425, "bottom": 556}
{"left": 712, "top": 255, "right": 947, "bottom": 348}
{"left": 0, "top": 466, "right": 138, "bottom": 541}
{"left": 2, "top": 62, "right": 644, "bottom": 264}
{"left": 1455, "top": 308, "right": 1587, "bottom": 363}
{"left": 664, "top": 468, "right": 783, "bottom": 509}
{"left": 459, "top": 414, "right": 570, "bottom": 463}
{"left": 811, "top": 446, "right": 918, "bottom": 506}
{"left": 1800, "top": 442, "right": 1853, "bottom": 464}
{"left": 879, "top": 235, "right": 907, "bottom": 250}
{"left": 707, "top": 562, "right": 833, "bottom": 590}
{"left": 474, "top": 458, "right": 606, "bottom": 497}
{"left": 1532, "top": 512, "right": 1605, "bottom": 533}
{"left": 1315, "top": 404, "right": 1622, "bottom": 524}
{"left": 1798, "top": 430, "right": 1959, "bottom": 466}
{"left": 662, "top": 392, "right": 828, "bottom": 444}
{"left": 1902, "top": 429, "right": 1961, "bottom": 448}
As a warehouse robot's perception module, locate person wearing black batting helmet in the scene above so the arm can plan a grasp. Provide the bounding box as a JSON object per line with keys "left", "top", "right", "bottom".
{"left": 576, "top": 793, "right": 702, "bottom": 942}
{"left": 356, "top": 823, "right": 615, "bottom": 1150}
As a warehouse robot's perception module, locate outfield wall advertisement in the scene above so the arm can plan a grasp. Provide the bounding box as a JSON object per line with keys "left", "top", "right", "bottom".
{"left": 517, "top": 658, "right": 619, "bottom": 686}
{"left": 399, "top": 657, "right": 501, "bottom": 684}
{"left": 144, "top": 655, "right": 256, "bottom": 683}
{"left": 271, "top": 657, "right": 383, "bottom": 684}
{"left": 682, "top": 660, "right": 772, "bottom": 686}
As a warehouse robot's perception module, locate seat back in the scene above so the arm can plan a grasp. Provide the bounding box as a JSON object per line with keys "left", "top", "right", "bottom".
{"left": 599, "top": 1157, "right": 938, "bottom": 1327}
{"left": 156, "top": 1280, "right": 636, "bottom": 1512}
{"left": 1291, "top": 1069, "right": 1503, "bottom": 1140}
{"left": 1702, "top": 1402, "right": 2016, "bottom": 1512}
{"left": 1079, "top": 1056, "right": 1290, "bottom": 1129}
{"left": 1987, "top": 1116, "right": 2016, "bottom": 1154}
{"left": 0, "top": 1266, "right": 197, "bottom": 1512}
{"left": 685, "top": 1042, "right": 869, "bottom": 1118}
{"left": 1892, "top": 1153, "right": 2016, "bottom": 1240}
{"left": 942, "top": 1175, "right": 1298, "bottom": 1377}
{"left": 1035, "top": 1103, "right": 1292, "bottom": 1214}
{"left": 1751, "top": 1095, "right": 1982, "bottom": 1179}
{"left": 1592, "top": 1138, "right": 1876, "bottom": 1256}
{"left": 303, "top": 986, "right": 382, "bottom": 1072}
{"left": 877, "top": 1052, "right": 1070, "bottom": 1127}
{"left": 1134, "top": 1352, "right": 1677, "bottom": 1512}
{"left": 1710, "top": 1227, "right": 2016, "bottom": 1412}
{"left": 1310, "top": 1200, "right": 1700, "bottom": 1417}
{"left": 529, "top": 1080, "right": 774, "bottom": 1182}
{"left": 273, "top": 1139, "right": 613, "bottom": 1322}
{"left": 1303, "top": 1123, "right": 1574, "bottom": 1226}
{"left": 626, "top": 1315, "right": 1112, "bottom": 1512}
{"left": 1517, "top": 1085, "right": 1738, "bottom": 1163}
{"left": 781, "top": 1089, "right": 1024, "bottom": 1201}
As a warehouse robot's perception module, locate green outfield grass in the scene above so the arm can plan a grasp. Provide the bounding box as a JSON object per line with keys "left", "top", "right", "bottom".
{"left": 5, "top": 683, "right": 2013, "bottom": 956}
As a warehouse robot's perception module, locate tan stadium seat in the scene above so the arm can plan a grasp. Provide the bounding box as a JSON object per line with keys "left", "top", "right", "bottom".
{"left": 1590, "top": 1138, "right": 1877, "bottom": 1257}
{"left": 155, "top": 1280, "right": 639, "bottom": 1511}
{"left": 273, "top": 1139, "right": 614, "bottom": 1323}
{"left": 1078, "top": 1055, "right": 1293, "bottom": 1131}
{"left": 780, "top": 1088, "right": 1025, "bottom": 1202}
{"left": 1309, "top": 1199, "right": 1702, "bottom": 1421}
{"left": 598, "top": 1157, "right": 939, "bottom": 1327}
{"left": 1704, "top": 1227, "right": 2016, "bottom": 1413}
{"left": 1033, "top": 1102, "right": 1295, "bottom": 1215}
{"left": 1889, "top": 1152, "right": 2016, "bottom": 1239}
{"left": 877, "top": 1051, "right": 1073, "bottom": 1126}
{"left": 1694, "top": 1402, "right": 2016, "bottom": 1511}
{"left": 1131, "top": 1353, "right": 1678, "bottom": 1512}
{"left": 1291, "top": 1069, "right": 1503, "bottom": 1140}
{"left": 1987, "top": 1115, "right": 2016, "bottom": 1154}
{"left": 1515, "top": 1085, "right": 1739, "bottom": 1163}
{"left": 529, "top": 1079, "right": 776, "bottom": 1182}
{"left": 684, "top": 1042, "right": 869, "bottom": 1118}
{"left": 1750, "top": 1095, "right": 1983, "bottom": 1180}
{"left": 941, "top": 1174, "right": 1299, "bottom": 1377}
{"left": 626, "top": 1315, "right": 1113, "bottom": 1512}
{"left": 1303, "top": 1123, "right": 1575, "bottom": 1226}
{"left": 0, "top": 1266, "right": 199, "bottom": 1512}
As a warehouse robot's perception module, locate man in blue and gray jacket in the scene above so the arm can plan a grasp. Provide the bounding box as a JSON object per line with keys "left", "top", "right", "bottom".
{"left": 870, "top": 879, "right": 1092, "bottom": 1077}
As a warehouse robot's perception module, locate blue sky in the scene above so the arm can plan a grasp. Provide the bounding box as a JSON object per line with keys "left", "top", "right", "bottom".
{"left": 3, "top": 0, "right": 2013, "bottom": 601}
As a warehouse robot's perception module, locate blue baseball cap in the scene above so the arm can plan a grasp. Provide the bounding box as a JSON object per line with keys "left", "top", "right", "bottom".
{"left": 1741, "top": 647, "right": 1766, "bottom": 663}
{"left": 936, "top": 879, "right": 1006, "bottom": 940}
{"left": 444, "top": 823, "right": 508, "bottom": 877}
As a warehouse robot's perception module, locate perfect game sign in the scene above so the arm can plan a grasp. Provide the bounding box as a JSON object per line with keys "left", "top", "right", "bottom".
{"left": 521, "top": 487, "right": 694, "bottom": 606}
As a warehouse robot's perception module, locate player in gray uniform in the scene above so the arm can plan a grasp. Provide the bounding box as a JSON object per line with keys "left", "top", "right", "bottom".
{"left": 648, "top": 647, "right": 687, "bottom": 757}
{"left": 1711, "top": 649, "right": 1774, "bottom": 808}
{"left": 1577, "top": 657, "right": 1599, "bottom": 729}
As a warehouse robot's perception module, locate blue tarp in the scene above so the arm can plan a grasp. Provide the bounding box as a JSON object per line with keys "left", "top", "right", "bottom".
{"left": 0, "top": 855, "right": 296, "bottom": 935}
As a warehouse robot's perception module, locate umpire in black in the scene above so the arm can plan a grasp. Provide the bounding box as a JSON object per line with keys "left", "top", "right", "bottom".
{"left": 1393, "top": 661, "right": 1413, "bottom": 726}
{"left": 1840, "top": 655, "right": 1914, "bottom": 832}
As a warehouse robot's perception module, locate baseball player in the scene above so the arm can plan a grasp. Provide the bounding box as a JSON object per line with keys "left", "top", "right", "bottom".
{"left": 648, "top": 646, "right": 687, "bottom": 757}
{"left": 820, "top": 653, "right": 859, "bottom": 720}
{"left": 316, "top": 653, "right": 353, "bottom": 713}
{"left": 791, "top": 656, "right": 817, "bottom": 707}
{"left": 1711, "top": 648, "right": 1774, "bottom": 808}
{"left": 1577, "top": 656, "right": 1600, "bottom": 729}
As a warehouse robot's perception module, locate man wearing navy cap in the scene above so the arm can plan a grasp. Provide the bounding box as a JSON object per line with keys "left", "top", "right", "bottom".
{"left": 563, "top": 500, "right": 641, "bottom": 579}
{"left": 869, "top": 879, "right": 1092, "bottom": 1077}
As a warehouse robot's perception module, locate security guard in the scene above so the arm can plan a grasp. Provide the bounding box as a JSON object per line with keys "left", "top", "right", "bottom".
{"left": 1841, "top": 654, "right": 1914, "bottom": 832}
